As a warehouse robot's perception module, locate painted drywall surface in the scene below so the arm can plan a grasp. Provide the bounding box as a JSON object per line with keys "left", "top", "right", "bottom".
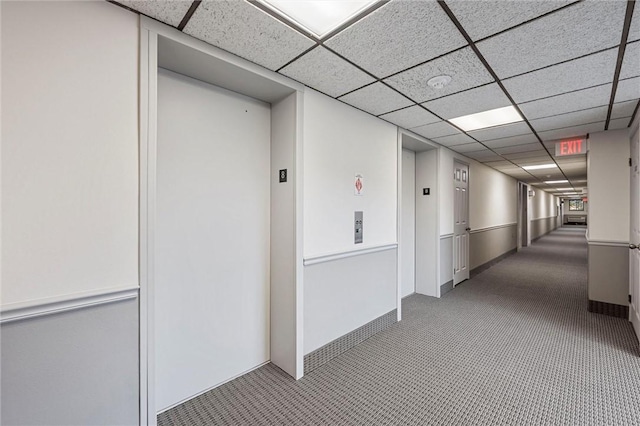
{"left": 440, "top": 237, "right": 453, "bottom": 285}
{"left": 270, "top": 93, "right": 298, "bottom": 377}
{"left": 156, "top": 70, "right": 271, "bottom": 410}
{"left": 415, "top": 150, "right": 439, "bottom": 296}
{"left": 588, "top": 245, "right": 629, "bottom": 305}
{"left": 588, "top": 129, "right": 631, "bottom": 242}
{"left": 304, "top": 249, "right": 397, "bottom": 354}
{"left": 1, "top": 299, "right": 139, "bottom": 425}
{"left": 530, "top": 188, "right": 557, "bottom": 221}
{"left": 303, "top": 90, "right": 398, "bottom": 257}
{"left": 470, "top": 226, "right": 517, "bottom": 271}
{"left": 401, "top": 150, "right": 416, "bottom": 297}
{"left": 1, "top": 1, "right": 139, "bottom": 306}
{"left": 468, "top": 161, "right": 517, "bottom": 230}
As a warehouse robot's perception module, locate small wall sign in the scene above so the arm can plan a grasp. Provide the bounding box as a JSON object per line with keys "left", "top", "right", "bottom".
{"left": 354, "top": 173, "right": 364, "bottom": 196}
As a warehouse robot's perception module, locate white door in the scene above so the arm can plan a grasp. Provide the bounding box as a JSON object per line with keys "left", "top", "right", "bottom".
{"left": 401, "top": 149, "right": 416, "bottom": 297}
{"left": 453, "top": 161, "right": 470, "bottom": 285}
{"left": 155, "top": 69, "right": 271, "bottom": 411}
{"left": 630, "top": 124, "right": 640, "bottom": 341}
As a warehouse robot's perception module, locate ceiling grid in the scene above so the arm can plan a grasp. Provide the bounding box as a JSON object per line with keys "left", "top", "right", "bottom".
{"left": 112, "top": 0, "right": 640, "bottom": 196}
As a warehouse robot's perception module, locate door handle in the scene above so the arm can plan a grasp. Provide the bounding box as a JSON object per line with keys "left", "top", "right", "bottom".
{"left": 465, "top": 227, "right": 471, "bottom": 231}
{"left": 630, "top": 244, "right": 639, "bottom": 250}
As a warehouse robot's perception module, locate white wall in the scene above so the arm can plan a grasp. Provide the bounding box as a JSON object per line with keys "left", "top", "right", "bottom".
{"left": 530, "top": 188, "right": 557, "bottom": 220}
{"left": 588, "top": 129, "right": 631, "bottom": 242}
{"left": 401, "top": 149, "right": 416, "bottom": 297}
{"left": 155, "top": 70, "right": 271, "bottom": 411}
{"left": 302, "top": 89, "right": 398, "bottom": 353}
{"left": 415, "top": 149, "right": 439, "bottom": 296}
{"left": 1, "top": 1, "right": 139, "bottom": 306}
{"left": 303, "top": 90, "right": 398, "bottom": 257}
{"left": 1, "top": 2, "right": 140, "bottom": 424}
{"left": 270, "top": 93, "right": 299, "bottom": 377}
{"left": 469, "top": 161, "right": 517, "bottom": 230}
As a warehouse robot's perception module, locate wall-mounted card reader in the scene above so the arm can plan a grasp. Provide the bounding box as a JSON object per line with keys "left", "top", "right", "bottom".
{"left": 355, "top": 211, "right": 363, "bottom": 244}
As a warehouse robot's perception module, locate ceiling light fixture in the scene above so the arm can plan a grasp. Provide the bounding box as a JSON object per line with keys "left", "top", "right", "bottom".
{"left": 256, "top": 0, "right": 378, "bottom": 38}
{"left": 544, "top": 180, "right": 568, "bottom": 184}
{"left": 427, "top": 75, "right": 452, "bottom": 90}
{"left": 448, "top": 106, "right": 523, "bottom": 132}
{"left": 555, "top": 188, "right": 572, "bottom": 191}
{"left": 522, "top": 164, "right": 558, "bottom": 170}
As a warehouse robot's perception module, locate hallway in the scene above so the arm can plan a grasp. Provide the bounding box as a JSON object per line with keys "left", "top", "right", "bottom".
{"left": 160, "top": 226, "right": 640, "bottom": 425}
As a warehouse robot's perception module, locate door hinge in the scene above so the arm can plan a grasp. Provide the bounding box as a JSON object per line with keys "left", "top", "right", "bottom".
{"left": 630, "top": 158, "right": 633, "bottom": 167}
{"left": 629, "top": 294, "right": 632, "bottom": 303}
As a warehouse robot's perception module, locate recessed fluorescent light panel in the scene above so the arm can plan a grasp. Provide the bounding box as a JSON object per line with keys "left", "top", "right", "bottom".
{"left": 448, "top": 106, "right": 523, "bottom": 132}
{"left": 545, "top": 180, "right": 568, "bottom": 184}
{"left": 257, "top": 0, "right": 378, "bottom": 38}
{"left": 522, "top": 164, "right": 558, "bottom": 170}
{"left": 555, "top": 188, "right": 572, "bottom": 191}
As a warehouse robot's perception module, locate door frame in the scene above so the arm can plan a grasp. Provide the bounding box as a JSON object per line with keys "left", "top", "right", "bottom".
{"left": 629, "top": 114, "right": 640, "bottom": 340}
{"left": 517, "top": 181, "right": 529, "bottom": 250}
{"left": 397, "top": 130, "right": 441, "bottom": 302}
{"left": 138, "top": 17, "right": 305, "bottom": 425}
{"left": 453, "top": 159, "right": 470, "bottom": 286}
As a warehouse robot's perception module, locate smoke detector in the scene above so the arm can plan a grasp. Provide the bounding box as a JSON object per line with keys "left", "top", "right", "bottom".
{"left": 427, "top": 75, "right": 452, "bottom": 90}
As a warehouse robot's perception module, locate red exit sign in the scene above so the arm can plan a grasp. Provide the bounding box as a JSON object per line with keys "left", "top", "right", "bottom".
{"left": 555, "top": 138, "right": 586, "bottom": 156}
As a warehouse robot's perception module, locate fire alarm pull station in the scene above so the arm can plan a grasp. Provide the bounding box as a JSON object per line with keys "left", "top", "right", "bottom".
{"left": 355, "top": 211, "right": 363, "bottom": 244}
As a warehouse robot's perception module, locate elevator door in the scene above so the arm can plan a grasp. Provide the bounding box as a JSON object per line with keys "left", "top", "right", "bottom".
{"left": 156, "top": 69, "right": 271, "bottom": 411}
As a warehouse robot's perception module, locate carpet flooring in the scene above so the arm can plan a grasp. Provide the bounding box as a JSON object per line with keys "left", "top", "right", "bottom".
{"left": 158, "top": 227, "right": 640, "bottom": 425}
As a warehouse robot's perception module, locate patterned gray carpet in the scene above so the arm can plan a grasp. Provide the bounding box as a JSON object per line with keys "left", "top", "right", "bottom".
{"left": 158, "top": 227, "right": 640, "bottom": 425}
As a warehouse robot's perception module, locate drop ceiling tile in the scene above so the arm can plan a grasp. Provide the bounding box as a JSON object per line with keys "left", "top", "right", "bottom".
{"left": 518, "top": 84, "right": 612, "bottom": 120}
{"left": 324, "top": 0, "right": 466, "bottom": 78}
{"left": 463, "top": 150, "right": 504, "bottom": 162}
{"left": 483, "top": 160, "right": 513, "bottom": 168}
{"left": 494, "top": 143, "right": 545, "bottom": 155}
{"left": 503, "top": 48, "right": 618, "bottom": 103}
{"left": 338, "top": 83, "right": 413, "bottom": 116}
{"left": 555, "top": 156, "right": 586, "bottom": 165}
{"left": 184, "top": 1, "right": 315, "bottom": 71}
{"left": 411, "top": 120, "right": 460, "bottom": 139}
{"left": 620, "top": 41, "right": 640, "bottom": 79}
{"left": 431, "top": 132, "right": 477, "bottom": 147}
{"left": 117, "top": 1, "right": 191, "bottom": 26}
{"left": 379, "top": 105, "right": 440, "bottom": 129}
{"left": 615, "top": 77, "right": 640, "bottom": 103}
{"left": 422, "top": 83, "right": 510, "bottom": 119}
{"left": 468, "top": 122, "right": 532, "bottom": 142}
{"left": 450, "top": 142, "right": 487, "bottom": 153}
{"left": 530, "top": 106, "right": 608, "bottom": 132}
{"left": 447, "top": 1, "right": 572, "bottom": 41}
{"left": 477, "top": 1, "right": 626, "bottom": 79}
{"left": 503, "top": 153, "right": 551, "bottom": 162}
{"left": 279, "top": 47, "right": 374, "bottom": 98}
{"left": 482, "top": 133, "right": 540, "bottom": 149}
{"left": 384, "top": 48, "right": 494, "bottom": 103}
{"left": 609, "top": 117, "right": 632, "bottom": 130}
{"left": 611, "top": 100, "right": 638, "bottom": 119}
{"left": 538, "top": 121, "right": 605, "bottom": 141}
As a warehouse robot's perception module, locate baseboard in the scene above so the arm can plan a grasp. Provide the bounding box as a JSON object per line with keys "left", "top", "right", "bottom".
{"left": 440, "top": 280, "right": 454, "bottom": 296}
{"left": 470, "top": 248, "right": 517, "bottom": 278}
{"left": 588, "top": 300, "right": 629, "bottom": 319}
{"left": 303, "top": 309, "right": 397, "bottom": 375}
